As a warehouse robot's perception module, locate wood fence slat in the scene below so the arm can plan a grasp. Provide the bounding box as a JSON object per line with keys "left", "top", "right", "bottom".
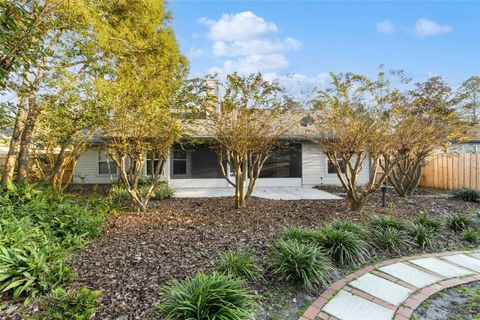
{"left": 420, "top": 153, "right": 479, "bottom": 191}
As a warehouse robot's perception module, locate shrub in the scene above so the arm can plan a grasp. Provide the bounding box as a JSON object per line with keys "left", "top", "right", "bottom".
{"left": 32, "top": 286, "right": 102, "bottom": 320}
{"left": 372, "top": 227, "right": 412, "bottom": 254}
{"left": 329, "top": 220, "right": 369, "bottom": 239}
{"left": 279, "top": 226, "right": 322, "bottom": 244}
{"left": 317, "top": 225, "right": 370, "bottom": 266}
{"left": 214, "top": 249, "right": 263, "bottom": 283}
{"left": 369, "top": 215, "right": 406, "bottom": 231}
{"left": 108, "top": 182, "right": 130, "bottom": 205}
{"left": 453, "top": 188, "right": 479, "bottom": 202}
{"left": 415, "top": 212, "right": 442, "bottom": 232}
{"left": 447, "top": 213, "right": 471, "bottom": 232}
{"left": 157, "top": 272, "right": 254, "bottom": 320}
{"left": 153, "top": 182, "right": 175, "bottom": 200}
{"left": 408, "top": 223, "right": 435, "bottom": 248}
{"left": 268, "top": 239, "right": 334, "bottom": 289}
{"left": 463, "top": 228, "right": 479, "bottom": 243}
{"left": 0, "top": 182, "right": 107, "bottom": 301}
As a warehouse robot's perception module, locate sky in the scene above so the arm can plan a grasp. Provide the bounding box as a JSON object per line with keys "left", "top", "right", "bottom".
{"left": 168, "top": 0, "right": 480, "bottom": 93}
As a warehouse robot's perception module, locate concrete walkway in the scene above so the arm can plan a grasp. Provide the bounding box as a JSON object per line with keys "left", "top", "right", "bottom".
{"left": 301, "top": 250, "right": 480, "bottom": 320}
{"left": 174, "top": 187, "right": 341, "bottom": 200}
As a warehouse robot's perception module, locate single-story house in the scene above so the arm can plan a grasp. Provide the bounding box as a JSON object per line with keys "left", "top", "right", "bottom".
{"left": 72, "top": 120, "right": 371, "bottom": 189}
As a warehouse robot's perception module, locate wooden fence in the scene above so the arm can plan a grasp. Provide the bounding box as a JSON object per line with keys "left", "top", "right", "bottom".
{"left": 420, "top": 153, "right": 480, "bottom": 190}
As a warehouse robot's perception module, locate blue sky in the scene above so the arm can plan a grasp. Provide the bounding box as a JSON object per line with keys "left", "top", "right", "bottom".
{"left": 168, "top": 0, "right": 480, "bottom": 92}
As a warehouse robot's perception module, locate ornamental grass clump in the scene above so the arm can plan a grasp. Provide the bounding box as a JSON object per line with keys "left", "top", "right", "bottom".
{"left": 453, "top": 188, "right": 479, "bottom": 202}
{"left": 214, "top": 249, "right": 263, "bottom": 283}
{"left": 408, "top": 223, "right": 435, "bottom": 248}
{"left": 279, "top": 226, "right": 322, "bottom": 244}
{"left": 414, "top": 211, "right": 442, "bottom": 232}
{"left": 32, "top": 286, "right": 102, "bottom": 320}
{"left": 371, "top": 226, "right": 412, "bottom": 254}
{"left": 329, "top": 220, "right": 369, "bottom": 239}
{"left": 157, "top": 272, "right": 254, "bottom": 320}
{"left": 447, "top": 213, "right": 471, "bottom": 232}
{"left": 462, "top": 228, "right": 479, "bottom": 243}
{"left": 369, "top": 215, "right": 406, "bottom": 231}
{"left": 317, "top": 225, "right": 370, "bottom": 266}
{"left": 268, "top": 239, "right": 334, "bottom": 289}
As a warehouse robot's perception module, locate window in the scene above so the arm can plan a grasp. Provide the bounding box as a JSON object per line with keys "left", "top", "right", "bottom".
{"left": 172, "top": 147, "right": 187, "bottom": 175}
{"left": 327, "top": 158, "right": 346, "bottom": 174}
{"left": 259, "top": 143, "right": 302, "bottom": 178}
{"left": 98, "top": 151, "right": 117, "bottom": 175}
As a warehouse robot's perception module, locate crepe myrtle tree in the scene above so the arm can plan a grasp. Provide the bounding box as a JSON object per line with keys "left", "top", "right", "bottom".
{"left": 91, "top": 0, "right": 189, "bottom": 211}
{"left": 207, "top": 73, "right": 294, "bottom": 209}
{"left": 384, "top": 77, "right": 463, "bottom": 197}
{"left": 312, "top": 72, "right": 404, "bottom": 211}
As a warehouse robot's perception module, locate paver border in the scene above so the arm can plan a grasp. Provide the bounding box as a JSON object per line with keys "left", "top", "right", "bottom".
{"left": 300, "top": 249, "right": 480, "bottom": 320}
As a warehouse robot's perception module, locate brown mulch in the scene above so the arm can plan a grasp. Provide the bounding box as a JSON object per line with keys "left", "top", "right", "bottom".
{"left": 64, "top": 189, "right": 479, "bottom": 320}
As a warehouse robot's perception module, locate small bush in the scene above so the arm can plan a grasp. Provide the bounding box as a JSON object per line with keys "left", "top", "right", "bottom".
{"left": 463, "top": 228, "right": 479, "bottom": 243}
{"left": 317, "top": 225, "right": 370, "bottom": 266}
{"left": 214, "top": 249, "right": 263, "bottom": 283}
{"left": 408, "top": 223, "right": 435, "bottom": 248}
{"left": 279, "top": 226, "right": 322, "bottom": 244}
{"left": 33, "top": 286, "right": 102, "bottom": 320}
{"left": 415, "top": 212, "right": 442, "bottom": 232}
{"left": 268, "top": 239, "right": 334, "bottom": 289}
{"left": 108, "top": 183, "right": 130, "bottom": 205}
{"left": 453, "top": 188, "right": 479, "bottom": 202}
{"left": 447, "top": 213, "right": 471, "bottom": 232}
{"left": 369, "top": 215, "right": 406, "bottom": 231}
{"left": 157, "top": 272, "right": 254, "bottom": 320}
{"left": 329, "top": 220, "right": 369, "bottom": 239}
{"left": 153, "top": 182, "right": 175, "bottom": 200}
{"left": 372, "top": 227, "right": 412, "bottom": 254}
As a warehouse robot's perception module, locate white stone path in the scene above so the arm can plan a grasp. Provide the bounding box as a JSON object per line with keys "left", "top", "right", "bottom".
{"left": 301, "top": 250, "right": 480, "bottom": 320}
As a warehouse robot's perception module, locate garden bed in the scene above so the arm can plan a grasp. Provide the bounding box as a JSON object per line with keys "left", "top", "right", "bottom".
{"left": 412, "top": 281, "right": 480, "bottom": 320}
{"left": 66, "top": 189, "right": 479, "bottom": 320}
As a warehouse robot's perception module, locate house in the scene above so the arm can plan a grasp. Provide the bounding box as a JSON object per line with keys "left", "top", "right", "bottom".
{"left": 72, "top": 119, "right": 371, "bottom": 188}
{"left": 451, "top": 123, "right": 480, "bottom": 153}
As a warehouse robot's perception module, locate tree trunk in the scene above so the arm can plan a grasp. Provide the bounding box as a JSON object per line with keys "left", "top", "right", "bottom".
{"left": 16, "top": 95, "right": 40, "bottom": 181}
{"left": 1, "top": 98, "right": 28, "bottom": 183}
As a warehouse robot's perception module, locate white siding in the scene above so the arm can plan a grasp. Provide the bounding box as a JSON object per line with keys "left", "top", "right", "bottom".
{"left": 74, "top": 149, "right": 169, "bottom": 184}
{"left": 301, "top": 142, "right": 370, "bottom": 186}
{"left": 74, "top": 149, "right": 119, "bottom": 184}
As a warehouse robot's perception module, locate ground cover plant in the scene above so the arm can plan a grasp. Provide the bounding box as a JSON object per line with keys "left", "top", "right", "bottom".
{"left": 453, "top": 188, "right": 480, "bottom": 202}
{"left": 0, "top": 182, "right": 107, "bottom": 308}
{"left": 214, "top": 249, "right": 263, "bottom": 284}
{"left": 61, "top": 189, "right": 480, "bottom": 320}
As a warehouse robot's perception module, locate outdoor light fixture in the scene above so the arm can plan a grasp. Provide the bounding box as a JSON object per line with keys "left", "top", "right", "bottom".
{"left": 381, "top": 182, "right": 388, "bottom": 207}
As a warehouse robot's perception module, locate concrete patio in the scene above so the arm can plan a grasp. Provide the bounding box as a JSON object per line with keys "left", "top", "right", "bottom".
{"left": 174, "top": 186, "right": 342, "bottom": 200}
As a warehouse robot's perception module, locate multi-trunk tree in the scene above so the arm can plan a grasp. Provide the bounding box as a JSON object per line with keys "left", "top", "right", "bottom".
{"left": 206, "top": 73, "right": 294, "bottom": 208}
{"left": 84, "top": 0, "right": 189, "bottom": 211}
{"left": 312, "top": 72, "right": 404, "bottom": 211}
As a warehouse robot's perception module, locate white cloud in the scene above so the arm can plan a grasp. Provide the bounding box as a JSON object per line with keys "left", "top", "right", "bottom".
{"left": 188, "top": 47, "right": 205, "bottom": 57}
{"left": 213, "top": 54, "right": 290, "bottom": 75}
{"left": 376, "top": 20, "right": 396, "bottom": 34}
{"left": 414, "top": 18, "right": 452, "bottom": 37}
{"left": 199, "top": 11, "right": 278, "bottom": 41}
{"left": 212, "top": 37, "right": 302, "bottom": 57}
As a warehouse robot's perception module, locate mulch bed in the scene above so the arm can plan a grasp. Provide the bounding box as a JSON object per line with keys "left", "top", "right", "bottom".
{"left": 65, "top": 189, "right": 479, "bottom": 320}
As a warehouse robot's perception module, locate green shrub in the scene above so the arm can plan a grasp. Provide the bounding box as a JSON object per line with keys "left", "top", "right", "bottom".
{"left": 157, "top": 272, "right": 254, "bottom": 320}
{"left": 0, "top": 182, "right": 107, "bottom": 301}
{"left": 317, "top": 225, "right": 370, "bottom": 266}
{"left": 453, "top": 188, "right": 479, "bottom": 202}
{"left": 268, "top": 239, "right": 334, "bottom": 289}
{"left": 408, "top": 223, "right": 435, "bottom": 248}
{"left": 415, "top": 212, "right": 442, "bottom": 232}
{"left": 32, "top": 286, "right": 102, "bottom": 320}
{"left": 108, "top": 183, "right": 130, "bottom": 205}
{"left": 463, "top": 228, "right": 479, "bottom": 243}
{"left": 153, "top": 182, "right": 175, "bottom": 200}
{"left": 279, "top": 226, "right": 322, "bottom": 244}
{"left": 372, "top": 227, "right": 412, "bottom": 254}
{"left": 447, "top": 213, "right": 471, "bottom": 232}
{"left": 214, "top": 249, "right": 263, "bottom": 283}
{"left": 329, "top": 220, "right": 369, "bottom": 239}
{"left": 369, "top": 215, "right": 406, "bottom": 231}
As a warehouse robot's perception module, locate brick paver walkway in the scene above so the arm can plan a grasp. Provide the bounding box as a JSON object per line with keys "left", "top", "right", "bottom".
{"left": 300, "top": 250, "right": 480, "bottom": 320}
